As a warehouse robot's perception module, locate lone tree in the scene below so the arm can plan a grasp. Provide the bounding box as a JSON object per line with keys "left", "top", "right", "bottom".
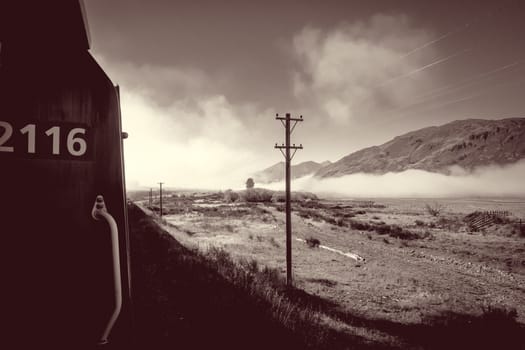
{"left": 246, "top": 178, "right": 255, "bottom": 189}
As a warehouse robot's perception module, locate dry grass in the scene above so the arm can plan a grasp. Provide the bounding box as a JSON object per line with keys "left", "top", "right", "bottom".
{"left": 129, "top": 203, "right": 389, "bottom": 349}
{"left": 129, "top": 192, "right": 525, "bottom": 350}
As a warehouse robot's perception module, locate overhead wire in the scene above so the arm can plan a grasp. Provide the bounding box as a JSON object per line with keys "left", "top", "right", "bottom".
{"left": 391, "top": 60, "right": 524, "bottom": 113}
{"left": 377, "top": 48, "right": 471, "bottom": 87}
{"left": 394, "top": 76, "right": 525, "bottom": 120}
{"left": 370, "top": 0, "right": 521, "bottom": 95}
{"left": 370, "top": 0, "right": 525, "bottom": 122}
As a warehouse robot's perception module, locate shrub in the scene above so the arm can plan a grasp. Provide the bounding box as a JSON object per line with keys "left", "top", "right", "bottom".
{"left": 244, "top": 189, "right": 261, "bottom": 202}
{"left": 271, "top": 191, "right": 318, "bottom": 203}
{"left": 436, "top": 216, "right": 462, "bottom": 232}
{"left": 271, "top": 192, "right": 286, "bottom": 202}
{"left": 518, "top": 223, "right": 525, "bottom": 237}
{"left": 299, "top": 200, "right": 323, "bottom": 209}
{"left": 269, "top": 237, "right": 280, "bottom": 248}
{"left": 242, "top": 188, "right": 274, "bottom": 202}
{"left": 415, "top": 219, "right": 425, "bottom": 226}
{"left": 375, "top": 223, "right": 392, "bottom": 235}
{"left": 305, "top": 237, "right": 320, "bottom": 248}
{"left": 352, "top": 220, "right": 420, "bottom": 240}
{"left": 349, "top": 220, "right": 372, "bottom": 231}
{"left": 246, "top": 178, "right": 255, "bottom": 189}
{"left": 223, "top": 189, "right": 240, "bottom": 203}
{"left": 388, "top": 226, "right": 419, "bottom": 240}
{"left": 425, "top": 202, "right": 444, "bottom": 216}
{"left": 298, "top": 211, "right": 311, "bottom": 219}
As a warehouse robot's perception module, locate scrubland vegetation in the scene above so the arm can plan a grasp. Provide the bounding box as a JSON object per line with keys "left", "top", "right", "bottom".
{"left": 130, "top": 201, "right": 524, "bottom": 349}
{"left": 129, "top": 189, "right": 525, "bottom": 349}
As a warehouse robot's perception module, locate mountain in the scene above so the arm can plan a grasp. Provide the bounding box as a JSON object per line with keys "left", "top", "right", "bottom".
{"left": 315, "top": 118, "right": 525, "bottom": 178}
{"left": 253, "top": 160, "right": 331, "bottom": 184}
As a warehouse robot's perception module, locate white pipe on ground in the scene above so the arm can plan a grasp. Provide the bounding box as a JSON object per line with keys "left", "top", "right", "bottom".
{"left": 296, "top": 238, "right": 365, "bottom": 262}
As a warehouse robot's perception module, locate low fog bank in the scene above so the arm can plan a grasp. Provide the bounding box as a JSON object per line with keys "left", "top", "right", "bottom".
{"left": 262, "top": 160, "right": 525, "bottom": 198}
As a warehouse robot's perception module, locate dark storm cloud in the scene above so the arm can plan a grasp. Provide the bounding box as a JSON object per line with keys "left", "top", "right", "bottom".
{"left": 86, "top": 0, "right": 525, "bottom": 113}
{"left": 82, "top": 0, "right": 525, "bottom": 188}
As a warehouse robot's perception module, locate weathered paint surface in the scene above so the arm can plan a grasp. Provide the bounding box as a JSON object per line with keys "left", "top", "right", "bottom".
{"left": 0, "top": 2, "right": 131, "bottom": 348}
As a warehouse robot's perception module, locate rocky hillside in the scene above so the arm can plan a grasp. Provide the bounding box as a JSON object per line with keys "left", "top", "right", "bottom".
{"left": 254, "top": 160, "right": 330, "bottom": 183}
{"left": 315, "top": 118, "right": 525, "bottom": 178}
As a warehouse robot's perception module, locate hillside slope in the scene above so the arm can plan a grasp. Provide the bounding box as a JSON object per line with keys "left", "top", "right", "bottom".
{"left": 316, "top": 118, "right": 525, "bottom": 178}
{"left": 128, "top": 203, "right": 385, "bottom": 350}
{"left": 254, "top": 160, "right": 330, "bottom": 183}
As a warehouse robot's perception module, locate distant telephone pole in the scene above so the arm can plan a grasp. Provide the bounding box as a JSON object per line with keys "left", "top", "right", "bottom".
{"left": 158, "top": 182, "right": 164, "bottom": 217}
{"left": 275, "top": 113, "right": 303, "bottom": 287}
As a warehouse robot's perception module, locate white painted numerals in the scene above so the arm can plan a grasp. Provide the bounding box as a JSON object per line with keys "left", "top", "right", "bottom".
{"left": 20, "top": 124, "right": 36, "bottom": 153}
{"left": 0, "top": 121, "right": 15, "bottom": 152}
{"left": 0, "top": 121, "right": 88, "bottom": 157}
{"left": 67, "top": 128, "right": 87, "bottom": 156}
{"left": 45, "top": 126, "right": 60, "bottom": 155}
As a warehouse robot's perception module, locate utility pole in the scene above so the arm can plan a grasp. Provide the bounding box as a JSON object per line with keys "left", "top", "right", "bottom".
{"left": 275, "top": 113, "right": 303, "bottom": 287}
{"left": 149, "top": 188, "right": 153, "bottom": 208}
{"left": 158, "top": 182, "right": 164, "bottom": 217}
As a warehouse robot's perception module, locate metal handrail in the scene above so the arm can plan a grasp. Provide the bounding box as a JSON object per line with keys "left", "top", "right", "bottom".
{"left": 92, "top": 195, "right": 122, "bottom": 345}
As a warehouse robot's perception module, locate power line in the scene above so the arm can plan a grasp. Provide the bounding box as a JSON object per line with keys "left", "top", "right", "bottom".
{"left": 367, "top": 1, "right": 524, "bottom": 122}
{"left": 385, "top": 75, "right": 525, "bottom": 125}
{"left": 390, "top": 60, "right": 524, "bottom": 114}
{"left": 413, "top": 61, "right": 522, "bottom": 102}
{"left": 372, "top": 0, "right": 521, "bottom": 92}
{"left": 396, "top": 0, "right": 520, "bottom": 61}
{"left": 399, "top": 30, "right": 459, "bottom": 60}
{"left": 378, "top": 48, "right": 470, "bottom": 87}
{"left": 274, "top": 113, "right": 303, "bottom": 287}
{"left": 415, "top": 76, "right": 525, "bottom": 114}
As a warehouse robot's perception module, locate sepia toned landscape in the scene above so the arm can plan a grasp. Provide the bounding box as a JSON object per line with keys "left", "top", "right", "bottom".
{"left": 3, "top": 1, "right": 525, "bottom": 349}
{"left": 127, "top": 188, "right": 525, "bottom": 349}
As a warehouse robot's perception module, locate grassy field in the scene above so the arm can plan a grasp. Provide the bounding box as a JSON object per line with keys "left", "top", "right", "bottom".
{"left": 130, "top": 190, "right": 525, "bottom": 349}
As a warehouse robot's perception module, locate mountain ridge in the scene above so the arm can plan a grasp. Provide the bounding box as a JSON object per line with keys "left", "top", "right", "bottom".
{"left": 315, "top": 118, "right": 525, "bottom": 178}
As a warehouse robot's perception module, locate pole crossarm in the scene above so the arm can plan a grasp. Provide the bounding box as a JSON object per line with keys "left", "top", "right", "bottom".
{"left": 274, "top": 145, "right": 303, "bottom": 150}
{"left": 276, "top": 116, "right": 304, "bottom": 122}
{"left": 275, "top": 144, "right": 303, "bottom": 160}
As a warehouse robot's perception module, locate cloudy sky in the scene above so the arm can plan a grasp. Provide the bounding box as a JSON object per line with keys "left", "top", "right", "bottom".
{"left": 83, "top": 0, "right": 525, "bottom": 190}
